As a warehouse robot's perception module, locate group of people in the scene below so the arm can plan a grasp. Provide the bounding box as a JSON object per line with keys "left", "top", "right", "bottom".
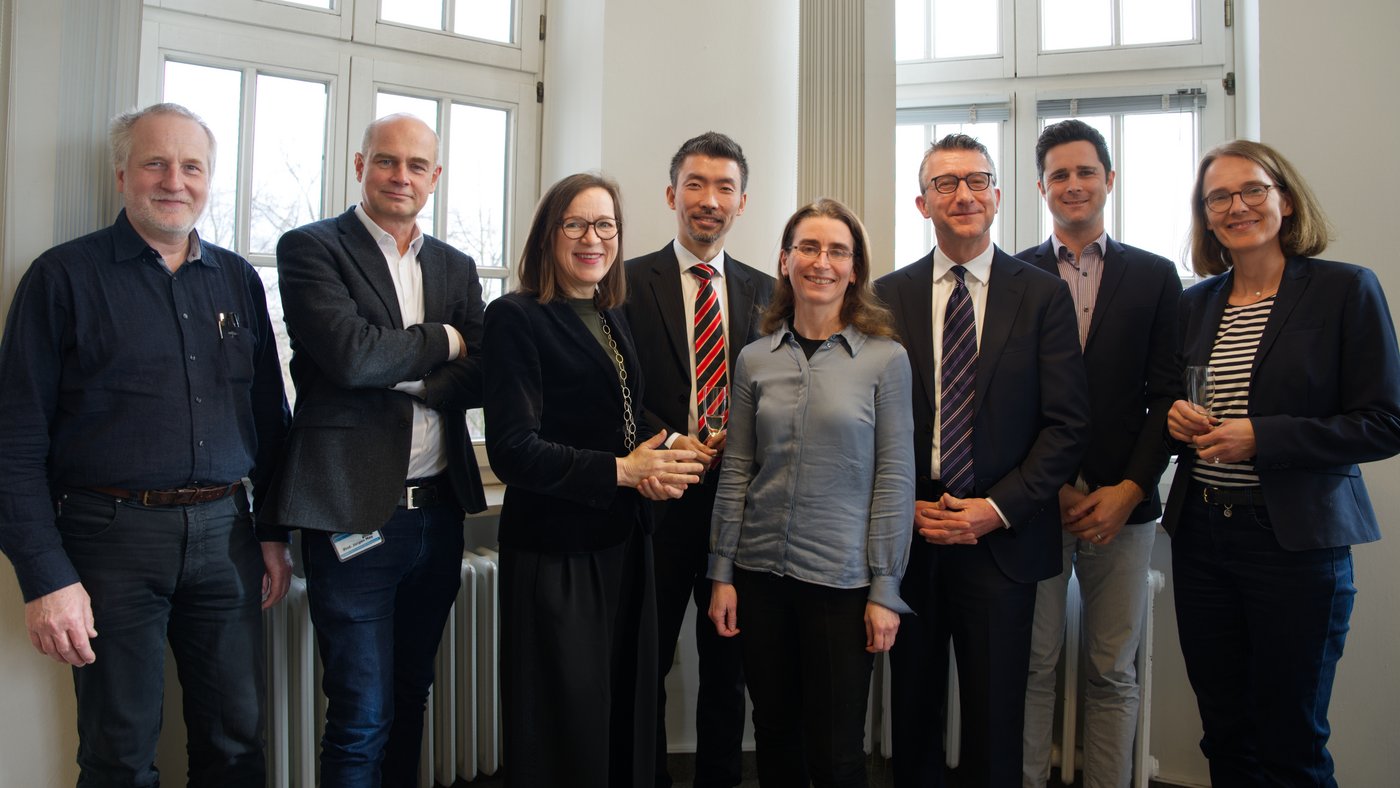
{"left": 0, "top": 100, "right": 1395, "bottom": 788}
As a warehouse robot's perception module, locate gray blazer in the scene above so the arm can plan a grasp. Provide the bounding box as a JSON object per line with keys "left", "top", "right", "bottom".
{"left": 266, "top": 207, "right": 487, "bottom": 533}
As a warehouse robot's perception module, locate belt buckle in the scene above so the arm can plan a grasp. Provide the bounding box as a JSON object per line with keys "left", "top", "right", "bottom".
{"left": 404, "top": 484, "right": 422, "bottom": 510}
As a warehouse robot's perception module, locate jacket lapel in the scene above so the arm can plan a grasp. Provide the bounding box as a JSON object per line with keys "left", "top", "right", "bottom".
{"left": 418, "top": 238, "right": 446, "bottom": 321}
{"left": 1085, "top": 238, "right": 1128, "bottom": 351}
{"left": 898, "top": 256, "right": 938, "bottom": 418}
{"left": 337, "top": 209, "right": 405, "bottom": 329}
{"left": 724, "top": 252, "right": 760, "bottom": 352}
{"left": 1251, "top": 256, "right": 1311, "bottom": 374}
{"left": 976, "top": 252, "right": 1025, "bottom": 411}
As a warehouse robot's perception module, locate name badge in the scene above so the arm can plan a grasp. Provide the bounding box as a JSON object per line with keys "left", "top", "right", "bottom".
{"left": 330, "top": 530, "right": 384, "bottom": 562}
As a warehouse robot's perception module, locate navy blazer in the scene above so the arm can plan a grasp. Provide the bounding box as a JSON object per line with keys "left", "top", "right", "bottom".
{"left": 484, "top": 292, "right": 658, "bottom": 553}
{"left": 267, "top": 208, "right": 487, "bottom": 533}
{"left": 624, "top": 243, "right": 774, "bottom": 438}
{"left": 1018, "top": 237, "right": 1181, "bottom": 523}
{"left": 1162, "top": 257, "right": 1400, "bottom": 549}
{"left": 875, "top": 248, "right": 1091, "bottom": 583}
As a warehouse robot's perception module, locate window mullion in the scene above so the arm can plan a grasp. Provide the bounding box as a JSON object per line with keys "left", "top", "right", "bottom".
{"left": 236, "top": 66, "right": 258, "bottom": 258}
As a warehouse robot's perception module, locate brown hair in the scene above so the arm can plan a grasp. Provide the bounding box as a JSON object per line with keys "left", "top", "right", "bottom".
{"left": 1189, "top": 139, "right": 1331, "bottom": 277}
{"left": 516, "top": 172, "right": 627, "bottom": 309}
{"left": 761, "top": 198, "right": 897, "bottom": 340}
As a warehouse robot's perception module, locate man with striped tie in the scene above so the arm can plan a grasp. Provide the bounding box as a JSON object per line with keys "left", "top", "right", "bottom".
{"left": 876, "top": 133, "right": 1089, "bottom": 788}
{"left": 625, "top": 132, "right": 774, "bottom": 788}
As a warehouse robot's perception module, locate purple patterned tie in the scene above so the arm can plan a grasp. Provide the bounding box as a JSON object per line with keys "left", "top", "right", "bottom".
{"left": 940, "top": 266, "right": 977, "bottom": 497}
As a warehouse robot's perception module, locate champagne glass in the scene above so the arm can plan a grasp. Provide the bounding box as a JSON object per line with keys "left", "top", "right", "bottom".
{"left": 701, "top": 385, "right": 728, "bottom": 441}
{"left": 1184, "top": 365, "right": 1217, "bottom": 420}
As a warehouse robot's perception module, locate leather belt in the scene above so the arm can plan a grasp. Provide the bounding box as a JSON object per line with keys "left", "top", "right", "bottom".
{"left": 89, "top": 483, "right": 241, "bottom": 507}
{"left": 1200, "top": 486, "right": 1267, "bottom": 507}
{"left": 400, "top": 476, "right": 451, "bottom": 509}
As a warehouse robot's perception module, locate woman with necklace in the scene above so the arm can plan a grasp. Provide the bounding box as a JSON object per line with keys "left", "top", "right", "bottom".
{"left": 1165, "top": 140, "right": 1400, "bottom": 786}
{"left": 707, "top": 198, "right": 914, "bottom": 787}
{"left": 483, "top": 173, "right": 704, "bottom": 787}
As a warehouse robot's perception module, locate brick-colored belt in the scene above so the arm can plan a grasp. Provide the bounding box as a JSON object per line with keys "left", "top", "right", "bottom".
{"left": 88, "top": 483, "right": 241, "bottom": 507}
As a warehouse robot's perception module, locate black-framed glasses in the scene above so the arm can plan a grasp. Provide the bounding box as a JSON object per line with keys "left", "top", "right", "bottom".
{"left": 924, "top": 172, "right": 996, "bottom": 194}
{"left": 1203, "top": 184, "right": 1276, "bottom": 213}
{"left": 559, "top": 217, "right": 620, "bottom": 240}
{"left": 788, "top": 243, "right": 855, "bottom": 264}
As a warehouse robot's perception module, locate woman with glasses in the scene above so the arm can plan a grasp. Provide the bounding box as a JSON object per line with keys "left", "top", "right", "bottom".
{"left": 707, "top": 198, "right": 914, "bottom": 787}
{"left": 1164, "top": 140, "right": 1400, "bottom": 786}
{"left": 483, "top": 173, "right": 704, "bottom": 787}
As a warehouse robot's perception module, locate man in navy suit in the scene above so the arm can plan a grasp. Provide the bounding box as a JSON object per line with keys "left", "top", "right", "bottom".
{"left": 270, "top": 113, "right": 486, "bottom": 788}
{"left": 1017, "top": 120, "right": 1181, "bottom": 788}
{"left": 625, "top": 132, "right": 774, "bottom": 788}
{"left": 876, "top": 133, "right": 1089, "bottom": 788}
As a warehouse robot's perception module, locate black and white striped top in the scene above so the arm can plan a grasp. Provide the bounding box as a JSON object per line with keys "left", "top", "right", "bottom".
{"left": 1191, "top": 297, "right": 1275, "bottom": 488}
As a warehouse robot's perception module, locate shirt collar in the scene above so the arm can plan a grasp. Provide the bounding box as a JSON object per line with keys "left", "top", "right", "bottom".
{"left": 111, "top": 209, "right": 215, "bottom": 268}
{"left": 932, "top": 242, "right": 995, "bottom": 286}
{"left": 768, "top": 320, "right": 867, "bottom": 357}
{"left": 673, "top": 238, "right": 727, "bottom": 277}
{"left": 355, "top": 203, "right": 425, "bottom": 256}
{"left": 1051, "top": 231, "right": 1108, "bottom": 262}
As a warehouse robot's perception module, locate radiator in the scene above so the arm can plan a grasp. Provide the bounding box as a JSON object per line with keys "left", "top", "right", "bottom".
{"left": 877, "top": 568, "right": 1164, "bottom": 786}
{"left": 264, "top": 548, "right": 503, "bottom": 788}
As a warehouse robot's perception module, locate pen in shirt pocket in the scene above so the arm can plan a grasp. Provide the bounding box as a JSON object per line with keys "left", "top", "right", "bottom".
{"left": 218, "top": 311, "right": 242, "bottom": 339}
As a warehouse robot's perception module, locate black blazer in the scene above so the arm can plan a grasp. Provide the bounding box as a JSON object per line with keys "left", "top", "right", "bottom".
{"left": 1162, "top": 256, "right": 1400, "bottom": 549}
{"left": 483, "top": 292, "right": 658, "bottom": 553}
{"left": 875, "top": 248, "right": 1091, "bottom": 583}
{"left": 1018, "top": 237, "right": 1181, "bottom": 523}
{"left": 267, "top": 208, "right": 487, "bottom": 532}
{"left": 624, "top": 243, "right": 775, "bottom": 438}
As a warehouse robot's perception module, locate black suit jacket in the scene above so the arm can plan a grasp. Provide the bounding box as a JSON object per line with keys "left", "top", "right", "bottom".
{"left": 1162, "top": 256, "right": 1400, "bottom": 549}
{"left": 1018, "top": 237, "right": 1181, "bottom": 523}
{"left": 266, "top": 208, "right": 487, "bottom": 533}
{"left": 624, "top": 243, "right": 775, "bottom": 439}
{"left": 484, "top": 292, "right": 659, "bottom": 553}
{"left": 875, "top": 248, "right": 1090, "bottom": 583}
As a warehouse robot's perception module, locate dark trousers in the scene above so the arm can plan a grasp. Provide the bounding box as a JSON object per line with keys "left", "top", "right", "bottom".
{"left": 500, "top": 523, "right": 658, "bottom": 788}
{"left": 889, "top": 519, "right": 1037, "bottom": 788}
{"left": 301, "top": 498, "right": 465, "bottom": 788}
{"left": 1172, "top": 485, "right": 1354, "bottom": 787}
{"left": 653, "top": 485, "right": 746, "bottom": 788}
{"left": 56, "top": 488, "right": 266, "bottom": 788}
{"left": 734, "top": 569, "right": 874, "bottom": 788}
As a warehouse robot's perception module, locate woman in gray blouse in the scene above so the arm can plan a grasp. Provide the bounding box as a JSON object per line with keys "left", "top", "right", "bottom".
{"left": 707, "top": 198, "right": 915, "bottom": 787}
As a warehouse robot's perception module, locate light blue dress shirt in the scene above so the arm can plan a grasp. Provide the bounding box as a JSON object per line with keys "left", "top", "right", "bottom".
{"left": 708, "top": 321, "right": 916, "bottom": 613}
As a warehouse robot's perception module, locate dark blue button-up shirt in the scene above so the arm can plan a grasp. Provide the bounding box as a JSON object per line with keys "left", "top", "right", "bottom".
{"left": 0, "top": 211, "right": 290, "bottom": 601}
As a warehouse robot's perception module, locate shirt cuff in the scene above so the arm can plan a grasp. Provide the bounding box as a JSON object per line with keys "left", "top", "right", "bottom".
{"left": 444, "top": 324, "right": 464, "bottom": 361}
{"left": 707, "top": 553, "right": 735, "bottom": 583}
{"left": 867, "top": 575, "right": 913, "bottom": 616}
{"left": 986, "top": 497, "right": 1012, "bottom": 529}
{"left": 391, "top": 379, "right": 427, "bottom": 398}
{"left": 664, "top": 431, "right": 681, "bottom": 448}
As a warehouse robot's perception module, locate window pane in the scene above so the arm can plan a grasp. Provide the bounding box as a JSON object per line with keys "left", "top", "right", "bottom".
{"left": 1037, "top": 114, "right": 1114, "bottom": 241}
{"left": 255, "top": 267, "right": 297, "bottom": 408}
{"left": 452, "top": 0, "right": 512, "bottom": 43}
{"left": 1122, "top": 0, "right": 1195, "bottom": 46}
{"left": 162, "top": 61, "right": 242, "bottom": 249}
{"left": 1041, "top": 0, "right": 1111, "bottom": 51}
{"left": 466, "top": 278, "right": 506, "bottom": 441}
{"left": 250, "top": 75, "right": 328, "bottom": 255}
{"left": 932, "top": 0, "right": 999, "bottom": 59}
{"left": 895, "top": 0, "right": 928, "bottom": 61}
{"left": 445, "top": 103, "right": 508, "bottom": 269}
{"left": 380, "top": 0, "right": 443, "bottom": 30}
{"left": 894, "top": 120, "right": 1002, "bottom": 268}
{"left": 1119, "top": 112, "right": 1196, "bottom": 272}
{"left": 375, "top": 92, "right": 441, "bottom": 236}
{"left": 277, "top": 0, "right": 333, "bottom": 9}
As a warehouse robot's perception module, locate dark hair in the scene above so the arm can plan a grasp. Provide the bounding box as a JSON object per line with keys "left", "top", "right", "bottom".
{"left": 1188, "top": 139, "right": 1331, "bottom": 277}
{"left": 1035, "top": 119, "right": 1112, "bottom": 180}
{"left": 762, "top": 198, "right": 897, "bottom": 340}
{"left": 669, "top": 132, "right": 749, "bottom": 193}
{"left": 918, "top": 133, "right": 996, "bottom": 192}
{"left": 516, "top": 173, "right": 627, "bottom": 310}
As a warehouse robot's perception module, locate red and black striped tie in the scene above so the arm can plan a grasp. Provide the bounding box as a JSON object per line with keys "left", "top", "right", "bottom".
{"left": 691, "top": 263, "right": 728, "bottom": 428}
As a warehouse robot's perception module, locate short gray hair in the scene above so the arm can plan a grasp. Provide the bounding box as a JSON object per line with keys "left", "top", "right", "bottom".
{"left": 110, "top": 102, "right": 217, "bottom": 174}
{"left": 361, "top": 113, "right": 441, "bottom": 164}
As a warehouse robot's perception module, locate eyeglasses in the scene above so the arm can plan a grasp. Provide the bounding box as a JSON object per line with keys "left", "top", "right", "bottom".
{"left": 1203, "top": 184, "right": 1276, "bottom": 213}
{"left": 788, "top": 243, "right": 855, "bottom": 264}
{"left": 924, "top": 172, "right": 996, "bottom": 195}
{"left": 559, "top": 217, "right": 620, "bottom": 240}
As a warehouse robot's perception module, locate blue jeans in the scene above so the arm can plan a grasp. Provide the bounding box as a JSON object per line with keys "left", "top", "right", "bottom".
{"left": 1023, "top": 520, "right": 1156, "bottom": 788}
{"left": 1172, "top": 485, "right": 1353, "bottom": 787}
{"left": 56, "top": 488, "right": 266, "bottom": 788}
{"left": 302, "top": 499, "right": 465, "bottom": 788}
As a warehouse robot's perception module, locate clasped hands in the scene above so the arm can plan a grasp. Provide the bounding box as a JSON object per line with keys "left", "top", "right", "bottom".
{"left": 619, "top": 430, "right": 709, "bottom": 501}
{"left": 1166, "top": 399, "right": 1256, "bottom": 465}
{"left": 914, "top": 493, "right": 1005, "bottom": 545}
